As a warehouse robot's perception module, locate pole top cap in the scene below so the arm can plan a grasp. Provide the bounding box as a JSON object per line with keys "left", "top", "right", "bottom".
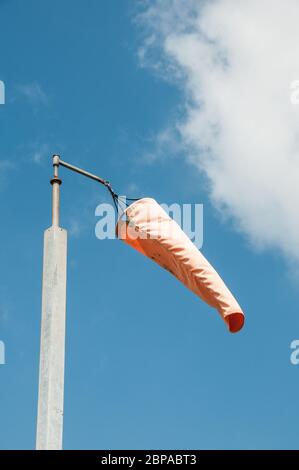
{"left": 52, "top": 155, "right": 60, "bottom": 166}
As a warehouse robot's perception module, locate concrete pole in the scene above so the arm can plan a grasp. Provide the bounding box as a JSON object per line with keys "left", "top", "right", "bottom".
{"left": 36, "top": 155, "right": 67, "bottom": 450}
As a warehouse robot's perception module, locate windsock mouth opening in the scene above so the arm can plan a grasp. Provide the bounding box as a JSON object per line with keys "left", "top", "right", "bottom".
{"left": 115, "top": 198, "right": 152, "bottom": 237}
{"left": 225, "top": 312, "right": 245, "bottom": 333}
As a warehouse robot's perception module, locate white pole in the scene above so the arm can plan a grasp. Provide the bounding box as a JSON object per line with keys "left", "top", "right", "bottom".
{"left": 36, "top": 156, "right": 67, "bottom": 450}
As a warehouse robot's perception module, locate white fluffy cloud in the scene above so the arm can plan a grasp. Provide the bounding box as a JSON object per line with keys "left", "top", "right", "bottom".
{"left": 139, "top": 0, "right": 299, "bottom": 262}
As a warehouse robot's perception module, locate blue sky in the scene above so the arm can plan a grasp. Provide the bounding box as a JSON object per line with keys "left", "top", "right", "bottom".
{"left": 0, "top": 0, "right": 299, "bottom": 450}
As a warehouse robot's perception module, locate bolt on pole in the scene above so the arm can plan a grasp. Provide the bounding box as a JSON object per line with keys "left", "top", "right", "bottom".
{"left": 36, "top": 155, "right": 67, "bottom": 450}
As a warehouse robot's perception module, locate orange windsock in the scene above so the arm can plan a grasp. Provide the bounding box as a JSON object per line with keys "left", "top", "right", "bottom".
{"left": 116, "top": 198, "right": 244, "bottom": 333}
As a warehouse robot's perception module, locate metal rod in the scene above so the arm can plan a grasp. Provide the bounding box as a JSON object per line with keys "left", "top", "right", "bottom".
{"left": 59, "top": 158, "right": 108, "bottom": 186}
{"left": 51, "top": 155, "right": 62, "bottom": 227}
